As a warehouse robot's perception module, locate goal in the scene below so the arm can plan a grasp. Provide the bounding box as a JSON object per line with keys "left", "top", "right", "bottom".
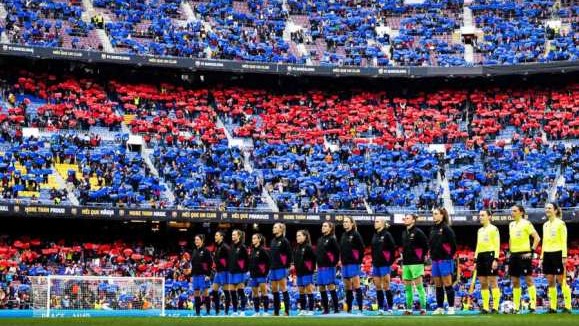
{"left": 29, "top": 276, "right": 165, "bottom": 318}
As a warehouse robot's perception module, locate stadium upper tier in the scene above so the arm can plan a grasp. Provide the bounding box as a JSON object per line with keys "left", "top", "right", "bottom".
{"left": 0, "top": 0, "right": 577, "bottom": 67}
{"left": 1, "top": 71, "right": 577, "bottom": 212}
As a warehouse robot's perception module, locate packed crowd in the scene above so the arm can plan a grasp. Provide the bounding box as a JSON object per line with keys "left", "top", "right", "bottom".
{"left": 0, "top": 0, "right": 577, "bottom": 66}
{"left": 1, "top": 71, "right": 578, "bottom": 211}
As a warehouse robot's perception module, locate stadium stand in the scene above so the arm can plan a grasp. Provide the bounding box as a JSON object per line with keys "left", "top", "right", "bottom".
{"left": 0, "top": 0, "right": 576, "bottom": 66}
{"left": 0, "top": 1, "right": 578, "bottom": 320}
{"left": 0, "top": 137, "right": 70, "bottom": 205}
{"left": 2, "top": 0, "right": 102, "bottom": 50}
{"left": 1, "top": 70, "right": 577, "bottom": 212}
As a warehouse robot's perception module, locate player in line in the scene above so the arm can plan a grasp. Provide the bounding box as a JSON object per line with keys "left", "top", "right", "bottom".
{"left": 429, "top": 207, "right": 457, "bottom": 315}
{"left": 340, "top": 216, "right": 365, "bottom": 314}
{"left": 211, "top": 231, "right": 231, "bottom": 315}
{"left": 293, "top": 229, "right": 316, "bottom": 316}
{"left": 191, "top": 234, "right": 213, "bottom": 316}
{"left": 371, "top": 216, "right": 396, "bottom": 315}
{"left": 316, "top": 221, "right": 341, "bottom": 314}
{"left": 205, "top": 202, "right": 571, "bottom": 316}
{"left": 249, "top": 233, "right": 270, "bottom": 316}
{"left": 228, "top": 229, "right": 249, "bottom": 316}
{"left": 270, "top": 223, "right": 293, "bottom": 316}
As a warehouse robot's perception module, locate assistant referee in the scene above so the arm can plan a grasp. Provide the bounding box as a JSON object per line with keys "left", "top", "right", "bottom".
{"left": 542, "top": 202, "right": 571, "bottom": 314}
{"left": 475, "top": 209, "right": 501, "bottom": 314}
{"left": 508, "top": 205, "right": 540, "bottom": 313}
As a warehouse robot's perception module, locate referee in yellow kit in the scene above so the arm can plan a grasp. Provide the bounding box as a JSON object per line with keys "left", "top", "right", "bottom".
{"left": 541, "top": 202, "right": 572, "bottom": 314}
{"left": 474, "top": 209, "right": 501, "bottom": 314}
{"left": 508, "top": 205, "right": 540, "bottom": 314}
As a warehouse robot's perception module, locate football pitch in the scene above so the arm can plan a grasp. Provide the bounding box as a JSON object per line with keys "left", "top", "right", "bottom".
{"left": 0, "top": 314, "right": 578, "bottom": 326}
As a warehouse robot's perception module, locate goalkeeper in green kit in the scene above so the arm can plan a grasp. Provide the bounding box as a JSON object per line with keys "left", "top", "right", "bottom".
{"left": 401, "top": 214, "right": 429, "bottom": 315}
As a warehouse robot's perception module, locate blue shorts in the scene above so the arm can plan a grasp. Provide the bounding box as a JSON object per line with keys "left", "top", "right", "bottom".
{"left": 228, "top": 272, "right": 247, "bottom": 285}
{"left": 192, "top": 275, "right": 208, "bottom": 290}
{"left": 249, "top": 277, "right": 267, "bottom": 288}
{"left": 372, "top": 265, "right": 391, "bottom": 277}
{"left": 269, "top": 268, "right": 287, "bottom": 281}
{"left": 297, "top": 274, "right": 314, "bottom": 287}
{"left": 431, "top": 259, "right": 454, "bottom": 278}
{"left": 342, "top": 264, "right": 361, "bottom": 279}
{"left": 317, "top": 267, "right": 336, "bottom": 286}
{"left": 213, "top": 271, "right": 228, "bottom": 286}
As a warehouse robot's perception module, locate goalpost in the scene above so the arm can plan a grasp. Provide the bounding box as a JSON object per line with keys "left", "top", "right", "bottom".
{"left": 29, "top": 276, "right": 165, "bottom": 318}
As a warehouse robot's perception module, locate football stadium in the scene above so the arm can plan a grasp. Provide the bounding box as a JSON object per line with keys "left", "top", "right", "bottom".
{"left": 0, "top": 0, "right": 577, "bottom": 325}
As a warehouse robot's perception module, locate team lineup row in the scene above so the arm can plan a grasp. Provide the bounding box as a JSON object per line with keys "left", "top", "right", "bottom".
{"left": 179, "top": 202, "right": 570, "bottom": 317}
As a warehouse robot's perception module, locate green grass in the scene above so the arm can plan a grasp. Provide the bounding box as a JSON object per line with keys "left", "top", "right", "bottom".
{"left": 0, "top": 315, "right": 578, "bottom": 326}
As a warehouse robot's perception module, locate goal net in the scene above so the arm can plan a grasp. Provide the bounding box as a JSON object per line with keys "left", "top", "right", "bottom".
{"left": 29, "top": 276, "right": 165, "bottom": 318}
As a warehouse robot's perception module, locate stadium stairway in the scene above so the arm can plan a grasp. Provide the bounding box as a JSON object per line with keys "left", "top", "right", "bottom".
{"left": 55, "top": 163, "right": 101, "bottom": 191}
{"left": 440, "top": 169, "right": 454, "bottom": 214}
{"left": 298, "top": 43, "right": 312, "bottom": 65}
{"left": 53, "top": 168, "right": 80, "bottom": 206}
{"left": 551, "top": 168, "right": 567, "bottom": 201}
{"left": 96, "top": 29, "right": 115, "bottom": 53}
{"left": 88, "top": 0, "right": 115, "bottom": 53}
{"left": 373, "top": 25, "right": 393, "bottom": 65}
{"left": 181, "top": 0, "right": 198, "bottom": 23}
{"left": 288, "top": 12, "right": 318, "bottom": 63}
{"left": 118, "top": 112, "right": 175, "bottom": 206}
{"left": 461, "top": 3, "right": 478, "bottom": 65}
{"left": 464, "top": 44, "right": 474, "bottom": 63}
{"left": 463, "top": 6, "right": 474, "bottom": 28}
{"left": 283, "top": 21, "right": 295, "bottom": 43}
{"left": 262, "top": 186, "right": 279, "bottom": 212}
{"left": 216, "top": 115, "right": 278, "bottom": 212}
{"left": 541, "top": 128, "right": 549, "bottom": 144}
{"left": 39, "top": 160, "right": 80, "bottom": 205}
{"left": 283, "top": 0, "right": 312, "bottom": 64}
{"left": 242, "top": 150, "right": 254, "bottom": 174}
{"left": 81, "top": 0, "right": 95, "bottom": 23}
{"left": 545, "top": 131, "right": 565, "bottom": 202}
{"left": 285, "top": 22, "right": 310, "bottom": 63}
{"left": 0, "top": 3, "right": 7, "bottom": 43}
{"left": 215, "top": 116, "right": 234, "bottom": 144}
{"left": 142, "top": 148, "right": 175, "bottom": 206}
{"left": 363, "top": 198, "right": 373, "bottom": 214}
